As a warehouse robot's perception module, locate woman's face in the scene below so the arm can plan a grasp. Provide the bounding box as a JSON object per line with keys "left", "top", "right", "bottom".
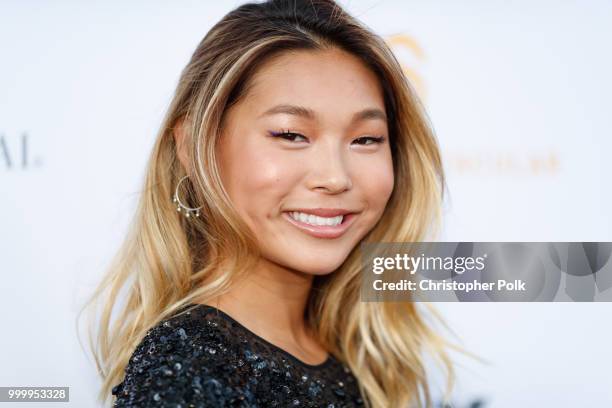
{"left": 217, "top": 47, "right": 394, "bottom": 275}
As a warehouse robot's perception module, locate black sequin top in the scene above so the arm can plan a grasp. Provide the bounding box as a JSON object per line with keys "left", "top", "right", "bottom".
{"left": 111, "top": 304, "right": 365, "bottom": 407}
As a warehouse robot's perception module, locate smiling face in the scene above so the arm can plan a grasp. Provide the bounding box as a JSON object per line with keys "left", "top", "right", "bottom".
{"left": 216, "top": 47, "right": 395, "bottom": 275}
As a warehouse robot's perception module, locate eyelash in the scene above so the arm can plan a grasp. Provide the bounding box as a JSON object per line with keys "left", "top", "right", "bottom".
{"left": 270, "top": 130, "right": 386, "bottom": 145}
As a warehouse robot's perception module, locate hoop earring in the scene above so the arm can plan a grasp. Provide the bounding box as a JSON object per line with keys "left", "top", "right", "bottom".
{"left": 173, "top": 175, "right": 202, "bottom": 218}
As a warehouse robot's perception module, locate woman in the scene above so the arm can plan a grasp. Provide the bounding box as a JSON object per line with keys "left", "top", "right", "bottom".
{"left": 81, "top": 0, "right": 458, "bottom": 406}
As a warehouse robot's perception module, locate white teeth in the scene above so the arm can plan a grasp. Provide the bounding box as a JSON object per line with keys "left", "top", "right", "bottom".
{"left": 289, "top": 211, "right": 343, "bottom": 227}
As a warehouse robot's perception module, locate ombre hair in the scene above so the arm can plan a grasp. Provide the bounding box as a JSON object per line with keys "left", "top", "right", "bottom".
{"left": 79, "top": 1, "right": 471, "bottom": 406}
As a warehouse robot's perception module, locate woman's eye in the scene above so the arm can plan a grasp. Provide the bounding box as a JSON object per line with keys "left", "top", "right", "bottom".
{"left": 270, "top": 131, "right": 308, "bottom": 143}
{"left": 353, "top": 136, "right": 386, "bottom": 145}
{"left": 269, "top": 131, "right": 385, "bottom": 145}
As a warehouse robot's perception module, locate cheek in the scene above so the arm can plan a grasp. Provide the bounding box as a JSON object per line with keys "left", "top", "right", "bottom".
{"left": 224, "top": 145, "right": 299, "bottom": 221}
{"left": 355, "top": 155, "right": 394, "bottom": 212}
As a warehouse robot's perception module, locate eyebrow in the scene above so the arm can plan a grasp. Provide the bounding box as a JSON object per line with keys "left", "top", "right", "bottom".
{"left": 259, "top": 104, "right": 387, "bottom": 123}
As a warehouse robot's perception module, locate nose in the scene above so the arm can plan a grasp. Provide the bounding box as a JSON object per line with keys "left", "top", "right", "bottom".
{"left": 306, "top": 140, "right": 353, "bottom": 194}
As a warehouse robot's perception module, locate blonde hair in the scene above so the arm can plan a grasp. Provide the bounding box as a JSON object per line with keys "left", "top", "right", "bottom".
{"left": 79, "top": 1, "right": 473, "bottom": 406}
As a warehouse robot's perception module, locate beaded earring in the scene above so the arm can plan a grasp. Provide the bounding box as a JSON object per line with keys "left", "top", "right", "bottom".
{"left": 173, "top": 175, "right": 202, "bottom": 218}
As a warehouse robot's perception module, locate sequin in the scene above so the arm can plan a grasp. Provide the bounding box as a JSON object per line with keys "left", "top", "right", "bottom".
{"left": 112, "top": 304, "right": 364, "bottom": 407}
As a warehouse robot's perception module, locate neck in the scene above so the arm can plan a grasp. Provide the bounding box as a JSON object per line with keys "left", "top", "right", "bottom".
{"left": 206, "top": 257, "right": 315, "bottom": 343}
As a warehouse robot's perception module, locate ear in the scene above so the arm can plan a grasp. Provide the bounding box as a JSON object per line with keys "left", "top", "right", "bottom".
{"left": 172, "top": 116, "right": 190, "bottom": 172}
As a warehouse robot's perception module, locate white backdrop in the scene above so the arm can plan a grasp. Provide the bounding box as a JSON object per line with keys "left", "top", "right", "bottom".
{"left": 1, "top": 1, "right": 611, "bottom": 406}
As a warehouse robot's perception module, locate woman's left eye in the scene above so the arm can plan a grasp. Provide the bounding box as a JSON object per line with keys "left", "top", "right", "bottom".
{"left": 352, "top": 136, "right": 386, "bottom": 145}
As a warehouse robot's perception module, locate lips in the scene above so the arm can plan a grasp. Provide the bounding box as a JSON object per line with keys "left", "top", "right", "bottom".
{"left": 284, "top": 208, "right": 355, "bottom": 217}
{"left": 281, "top": 211, "right": 359, "bottom": 239}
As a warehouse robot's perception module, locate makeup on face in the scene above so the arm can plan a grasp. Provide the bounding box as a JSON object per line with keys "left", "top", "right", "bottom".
{"left": 217, "top": 47, "right": 394, "bottom": 275}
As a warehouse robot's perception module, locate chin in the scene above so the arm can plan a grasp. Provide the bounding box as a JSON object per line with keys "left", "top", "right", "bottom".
{"left": 287, "top": 256, "right": 349, "bottom": 276}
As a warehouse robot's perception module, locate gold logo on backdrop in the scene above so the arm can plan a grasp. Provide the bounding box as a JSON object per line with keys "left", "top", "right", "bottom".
{"left": 383, "top": 34, "right": 560, "bottom": 177}
{"left": 450, "top": 150, "right": 560, "bottom": 176}
{"left": 384, "top": 34, "right": 427, "bottom": 100}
